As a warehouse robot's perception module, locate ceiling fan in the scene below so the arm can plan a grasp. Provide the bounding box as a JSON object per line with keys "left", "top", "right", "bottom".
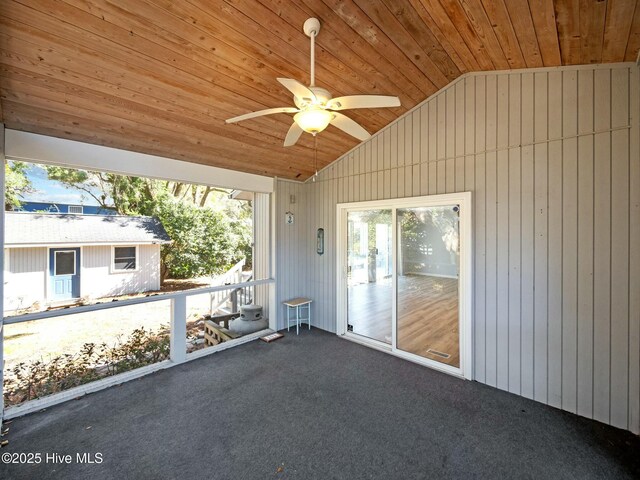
{"left": 225, "top": 18, "right": 401, "bottom": 147}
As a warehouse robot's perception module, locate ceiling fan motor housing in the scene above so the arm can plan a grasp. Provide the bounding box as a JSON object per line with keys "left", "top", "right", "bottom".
{"left": 294, "top": 86, "right": 332, "bottom": 109}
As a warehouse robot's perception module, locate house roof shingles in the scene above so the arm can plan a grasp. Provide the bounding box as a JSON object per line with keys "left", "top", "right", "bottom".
{"left": 5, "top": 212, "right": 171, "bottom": 246}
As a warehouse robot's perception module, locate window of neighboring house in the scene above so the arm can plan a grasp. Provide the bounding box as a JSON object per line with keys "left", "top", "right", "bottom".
{"left": 113, "top": 246, "right": 137, "bottom": 272}
{"left": 68, "top": 205, "right": 83, "bottom": 214}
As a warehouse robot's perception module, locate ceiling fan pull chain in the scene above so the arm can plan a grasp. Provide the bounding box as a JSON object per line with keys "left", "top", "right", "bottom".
{"left": 313, "top": 134, "right": 318, "bottom": 182}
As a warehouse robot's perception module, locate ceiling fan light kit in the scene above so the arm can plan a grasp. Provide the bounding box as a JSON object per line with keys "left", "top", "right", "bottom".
{"left": 225, "top": 18, "right": 401, "bottom": 149}
{"left": 294, "top": 108, "right": 333, "bottom": 134}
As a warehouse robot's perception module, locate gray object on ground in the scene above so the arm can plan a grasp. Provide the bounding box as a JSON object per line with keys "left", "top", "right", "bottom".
{"left": 239, "top": 304, "right": 263, "bottom": 321}
{"left": 229, "top": 304, "right": 267, "bottom": 334}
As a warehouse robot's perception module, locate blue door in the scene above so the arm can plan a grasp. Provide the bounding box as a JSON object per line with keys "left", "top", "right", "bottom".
{"left": 49, "top": 248, "right": 80, "bottom": 301}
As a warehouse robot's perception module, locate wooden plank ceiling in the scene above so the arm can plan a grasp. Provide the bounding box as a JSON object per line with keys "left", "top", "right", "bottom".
{"left": 0, "top": 0, "right": 638, "bottom": 181}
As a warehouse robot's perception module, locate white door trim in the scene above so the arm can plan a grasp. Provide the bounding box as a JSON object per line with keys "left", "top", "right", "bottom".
{"left": 336, "top": 192, "right": 473, "bottom": 380}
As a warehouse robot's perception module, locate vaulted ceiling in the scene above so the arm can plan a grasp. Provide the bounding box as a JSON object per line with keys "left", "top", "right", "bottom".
{"left": 0, "top": 1, "right": 638, "bottom": 180}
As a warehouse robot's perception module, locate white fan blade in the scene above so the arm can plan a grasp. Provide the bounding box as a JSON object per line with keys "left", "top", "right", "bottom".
{"left": 326, "top": 95, "right": 400, "bottom": 111}
{"left": 284, "top": 122, "right": 303, "bottom": 147}
{"left": 330, "top": 112, "right": 370, "bottom": 141}
{"left": 226, "top": 107, "right": 298, "bottom": 124}
{"left": 277, "top": 78, "right": 317, "bottom": 103}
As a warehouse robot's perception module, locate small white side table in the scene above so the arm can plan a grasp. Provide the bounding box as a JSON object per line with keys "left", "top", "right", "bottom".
{"left": 283, "top": 297, "right": 312, "bottom": 335}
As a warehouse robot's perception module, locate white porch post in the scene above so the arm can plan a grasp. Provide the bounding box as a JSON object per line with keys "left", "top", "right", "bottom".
{"left": 269, "top": 190, "right": 277, "bottom": 330}
{"left": 253, "top": 192, "right": 274, "bottom": 327}
{"left": 170, "top": 295, "right": 187, "bottom": 364}
{"left": 1, "top": 124, "right": 5, "bottom": 419}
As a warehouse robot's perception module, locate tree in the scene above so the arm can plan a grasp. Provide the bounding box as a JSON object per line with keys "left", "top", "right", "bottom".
{"left": 46, "top": 167, "right": 154, "bottom": 214}
{"left": 44, "top": 166, "right": 253, "bottom": 280}
{"left": 5, "top": 161, "right": 33, "bottom": 210}
{"left": 45, "top": 167, "right": 233, "bottom": 215}
{"left": 152, "top": 194, "right": 240, "bottom": 279}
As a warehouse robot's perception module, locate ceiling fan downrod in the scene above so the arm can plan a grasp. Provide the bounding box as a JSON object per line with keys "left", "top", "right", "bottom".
{"left": 303, "top": 18, "right": 321, "bottom": 88}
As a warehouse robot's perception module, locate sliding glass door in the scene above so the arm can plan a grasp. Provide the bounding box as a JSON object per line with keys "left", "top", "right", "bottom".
{"left": 397, "top": 206, "right": 460, "bottom": 367}
{"left": 338, "top": 193, "right": 471, "bottom": 378}
{"left": 346, "top": 209, "right": 392, "bottom": 344}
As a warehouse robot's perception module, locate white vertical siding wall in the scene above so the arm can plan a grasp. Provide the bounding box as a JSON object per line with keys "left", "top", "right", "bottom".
{"left": 81, "top": 245, "right": 161, "bottom": 298}
{"left": 4, "top": 247, "right": 47, "bottom": 310}
{"left": 253, "top": 193, "right": 271, "bottom": 319}
{"left": 275, "top": 180, "right": 310, "bottom": 330}
{"left": 275, "top": 63, "right": 640, "bottom": 434}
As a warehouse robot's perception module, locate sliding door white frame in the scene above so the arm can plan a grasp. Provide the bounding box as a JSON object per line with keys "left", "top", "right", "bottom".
{"left": 336, "top": 192, "right": 473, "bottom": 380}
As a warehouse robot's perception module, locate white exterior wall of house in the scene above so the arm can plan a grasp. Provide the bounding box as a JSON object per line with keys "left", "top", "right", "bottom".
{"left": 81, "top": 245, "right": 161, "bottom": 298}
{"left": 275, "top": 62, "right": 640, "bottom": 434}
{"left": 4, "top": 244, "right": 161, "bottom": 310}
{"left": 4, "top": 247, "right": 47, "bottom": 311}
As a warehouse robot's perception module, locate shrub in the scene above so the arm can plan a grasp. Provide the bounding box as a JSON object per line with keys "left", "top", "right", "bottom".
{"left": 3, "top": 327, "right": 170, "bottom": 406}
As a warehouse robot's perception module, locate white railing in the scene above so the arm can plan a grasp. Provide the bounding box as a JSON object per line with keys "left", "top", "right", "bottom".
{"left": 2, "top": 277, "right": 275, "bottom": 418}
{"left": 209, "top": 258, "right": 247, "bottom": 315}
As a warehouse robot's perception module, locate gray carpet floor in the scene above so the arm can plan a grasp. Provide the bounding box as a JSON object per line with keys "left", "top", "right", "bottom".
{"left": 1, "top": 329, "right": 639, "bottom": 479}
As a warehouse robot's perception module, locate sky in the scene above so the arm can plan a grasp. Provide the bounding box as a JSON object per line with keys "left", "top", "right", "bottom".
{"left": 22, "top": 163, "right": 102, "bottom": 206}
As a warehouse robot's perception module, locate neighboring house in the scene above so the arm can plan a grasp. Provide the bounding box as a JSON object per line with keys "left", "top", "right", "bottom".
{"left": 4, "top": 212, "right": 171, "bottom": 311}
{"left": 16, "top": 201, "right": 117, "bottom": 215}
